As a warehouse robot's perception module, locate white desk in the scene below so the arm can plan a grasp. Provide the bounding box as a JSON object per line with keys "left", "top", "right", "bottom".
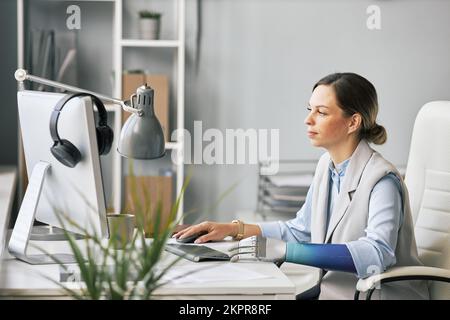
{"left": 0, "top": 238, "right": 296, "bottom": 300}
{"left": 235, "top": 210, "right": 321, "bottom": 296}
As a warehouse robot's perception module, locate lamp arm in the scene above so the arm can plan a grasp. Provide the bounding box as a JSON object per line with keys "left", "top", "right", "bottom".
{"left": 14, "top": 69, "right": 142, "bottom": 116}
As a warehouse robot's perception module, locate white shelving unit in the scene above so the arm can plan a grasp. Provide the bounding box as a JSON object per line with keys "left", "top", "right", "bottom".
{"left": 114, "top": 0, "right": 185, "bottom": 221}
{"left": 120, "top": 39, "right": 180, "bottom": 48}
{"left": 17, "top": 0, "right": 186, "bottom": 221}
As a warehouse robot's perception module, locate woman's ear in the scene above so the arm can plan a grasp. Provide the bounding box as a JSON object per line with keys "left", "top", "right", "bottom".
{"left": 348, "top": 113, "right": 362, "bottom": 134}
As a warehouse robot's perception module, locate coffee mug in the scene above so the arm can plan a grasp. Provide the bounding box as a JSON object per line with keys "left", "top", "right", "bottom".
{"left": 107, "top": 213, "right": 135, "bottom": 248}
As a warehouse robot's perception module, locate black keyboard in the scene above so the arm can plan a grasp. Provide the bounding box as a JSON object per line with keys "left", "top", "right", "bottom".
{"left": 165, "top": 244, "right": 230, "bottom": 262}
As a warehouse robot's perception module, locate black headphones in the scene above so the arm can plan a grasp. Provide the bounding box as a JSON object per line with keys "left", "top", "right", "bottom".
{"left": 49, "top": 93, "right": 114, "bottom": 168}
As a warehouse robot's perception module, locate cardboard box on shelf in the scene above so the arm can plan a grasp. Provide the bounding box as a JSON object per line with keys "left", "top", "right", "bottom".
{"left": 124, "top": 175, "right": 174, "bottom": 237}
{"left": 122, "top": 72, "right": 169, "bottom": 141}
{"left": 122, "top": 72, "right": 145, "bottom": 103}
{"left": 146, "top": 74, "right": 169, "bottom": 141}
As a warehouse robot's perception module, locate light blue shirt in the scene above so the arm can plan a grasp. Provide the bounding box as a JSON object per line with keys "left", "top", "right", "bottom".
{"left": 258, "top": 158, "right": 404, "bottom": 279}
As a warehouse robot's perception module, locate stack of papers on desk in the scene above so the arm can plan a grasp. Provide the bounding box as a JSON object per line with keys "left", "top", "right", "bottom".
{"left": 160, "top": 263, "right": 272, "bottom": 285}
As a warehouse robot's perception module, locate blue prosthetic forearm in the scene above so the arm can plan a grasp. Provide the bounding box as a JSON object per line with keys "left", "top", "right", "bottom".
{"left": 286, "top": 243, "right": 356, "bottom": 273}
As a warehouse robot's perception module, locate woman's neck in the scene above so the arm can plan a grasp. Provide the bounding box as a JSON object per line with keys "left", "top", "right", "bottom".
{"left": 328, "top": 138, "right": 360, "bottom": 165}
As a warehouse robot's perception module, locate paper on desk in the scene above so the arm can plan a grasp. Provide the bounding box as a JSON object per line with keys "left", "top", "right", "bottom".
{"left": 161, "top": 263, "right": 272, "bottom": 284}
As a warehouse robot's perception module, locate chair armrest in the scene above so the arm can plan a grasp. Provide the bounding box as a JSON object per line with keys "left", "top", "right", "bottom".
{"left": 356, "top": 266, "right": 450, "bottom": 292}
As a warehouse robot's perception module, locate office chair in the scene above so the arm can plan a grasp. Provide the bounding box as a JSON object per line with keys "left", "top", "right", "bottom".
{"left": 354, "top": 101, "right": 450, "bottom": 300}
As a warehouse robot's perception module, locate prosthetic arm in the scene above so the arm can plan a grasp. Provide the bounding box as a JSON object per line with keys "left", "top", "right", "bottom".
{"left": 230, "top": 236, "right": 356, "bottom": 274}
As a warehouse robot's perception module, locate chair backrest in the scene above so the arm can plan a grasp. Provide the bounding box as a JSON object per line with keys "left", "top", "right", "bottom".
{"left": 404, "top": 101, "right": 450, "bottom": 299}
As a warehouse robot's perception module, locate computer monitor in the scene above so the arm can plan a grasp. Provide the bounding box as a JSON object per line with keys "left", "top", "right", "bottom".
{"left": 8, "top": 90, "right": 109, "bottom": 264}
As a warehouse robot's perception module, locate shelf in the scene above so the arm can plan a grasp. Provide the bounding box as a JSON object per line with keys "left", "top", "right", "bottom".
{"left": 120, "top": 39, "right": 180, "bottom": 48}
{"left": 165, "top": 142, "right": 180, "bottom": 150}
{"left": 29, "top": 0, "right": 116, "bottom": 2}
{"left": 18, "top": 0, "right": 185, "bottom": 221}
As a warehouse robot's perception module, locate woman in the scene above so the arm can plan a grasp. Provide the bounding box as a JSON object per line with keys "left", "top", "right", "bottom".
{"left": 173, "top": 73, "right": 429, "bottom": 300}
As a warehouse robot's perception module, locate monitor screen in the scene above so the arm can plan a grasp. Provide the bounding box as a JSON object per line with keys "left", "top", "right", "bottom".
{"left": 17, "top": 90, "right": 108, "bottom": 238}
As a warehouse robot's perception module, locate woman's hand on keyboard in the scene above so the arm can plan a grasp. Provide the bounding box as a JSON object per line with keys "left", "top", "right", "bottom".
{"left": 172, "top": 221, "right": 235, "bottom": 244}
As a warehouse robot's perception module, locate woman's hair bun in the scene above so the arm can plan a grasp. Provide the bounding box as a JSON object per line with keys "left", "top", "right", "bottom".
{"left": 366, "top": 123, "right": 387, "bottom": 145}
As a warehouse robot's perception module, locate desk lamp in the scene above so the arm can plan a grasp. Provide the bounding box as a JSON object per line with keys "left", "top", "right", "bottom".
{"left": 13, "top": 69, "right": 166, "bottom": 244}
{"left": 14, "top": 68, "right": 166, "bottom": 159}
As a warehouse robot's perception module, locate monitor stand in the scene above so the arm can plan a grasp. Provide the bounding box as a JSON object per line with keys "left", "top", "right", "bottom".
{"left": 30, "top": 225, "right": 84, "bottom": 241}
{"left": 8, "top": 161, "right": 81, "bottom": 265}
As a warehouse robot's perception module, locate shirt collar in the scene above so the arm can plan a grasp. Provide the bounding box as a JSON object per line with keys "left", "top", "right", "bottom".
{"left": 328, "top": 157, "right": 351, "bottom": 177}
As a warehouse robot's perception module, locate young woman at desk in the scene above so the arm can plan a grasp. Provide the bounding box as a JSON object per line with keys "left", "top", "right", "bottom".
{"left": 173, "top": 73, "right": 429, "bottom": 300}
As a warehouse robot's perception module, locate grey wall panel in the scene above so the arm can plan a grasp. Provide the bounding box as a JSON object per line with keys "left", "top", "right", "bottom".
{"left": 0, "top": 0, "right": 18, "bottom": 165}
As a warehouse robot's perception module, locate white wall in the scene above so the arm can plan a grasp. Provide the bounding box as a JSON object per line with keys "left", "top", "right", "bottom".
{"left": 181, "top": 0, "right": 450, "bottom": 222}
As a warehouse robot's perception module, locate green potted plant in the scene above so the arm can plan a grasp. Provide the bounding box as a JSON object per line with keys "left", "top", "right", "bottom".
{"left": 138, "top": 10, "right": 162, "bottom": 40}
{"left": 39, "top": 165, "right": 238, "bottom": 299}
{"left": 41, "top": 167, "right": 190, "bottom": 300}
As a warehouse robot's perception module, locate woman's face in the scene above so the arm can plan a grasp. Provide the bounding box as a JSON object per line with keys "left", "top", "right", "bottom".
{"left": 304, "top": 84, "right": 355, "bottom": 149}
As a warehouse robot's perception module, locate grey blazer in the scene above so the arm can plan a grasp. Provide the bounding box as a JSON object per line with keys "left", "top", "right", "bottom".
{"left": 310, "top": 140, "right": 429, "bottom": 299}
